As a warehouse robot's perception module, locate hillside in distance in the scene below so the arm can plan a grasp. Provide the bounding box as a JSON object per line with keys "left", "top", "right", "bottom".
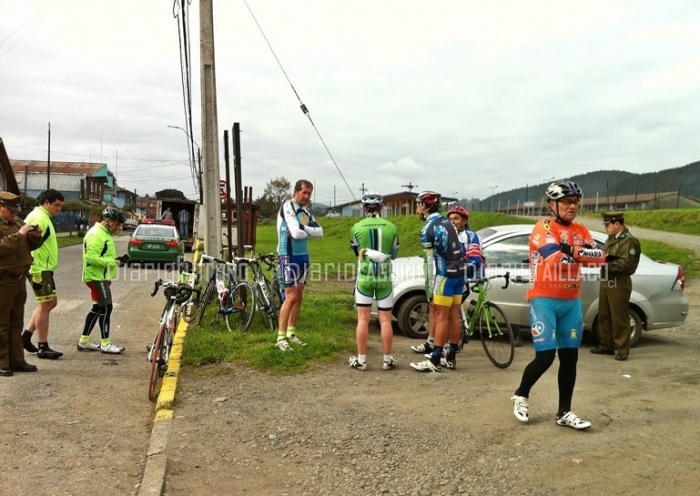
{"left": 484, "top": 160, "right": 700, "bottom": 205}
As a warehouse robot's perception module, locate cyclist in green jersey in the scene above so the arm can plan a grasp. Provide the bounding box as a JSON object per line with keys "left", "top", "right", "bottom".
{"left": 348, "top": 192, "right": 399, "bottom": 371}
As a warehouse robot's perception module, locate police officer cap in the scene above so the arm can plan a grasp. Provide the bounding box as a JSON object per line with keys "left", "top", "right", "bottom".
{"left": 602, "top": 211, "right": 624, "bottom": 224}
{"left": 0, "top": 191, "right": 22, "bottom": 213}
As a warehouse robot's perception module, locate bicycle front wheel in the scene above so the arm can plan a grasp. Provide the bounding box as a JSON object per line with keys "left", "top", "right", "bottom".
{"left": 148, "top": 324, "right": 166, "bottom": 401}
{"left": 477, "top": 301, "right": 515, "bottom": 368}
{"left": 197, "top": 278, "right": 216, "bottom": 326}
{"left": 224, "top": 281, "right": 256, "bottom": 332}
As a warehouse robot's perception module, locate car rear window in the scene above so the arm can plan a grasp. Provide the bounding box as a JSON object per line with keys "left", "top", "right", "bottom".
{"left": 135, "top": 226, "right": 176, "bottom": 237}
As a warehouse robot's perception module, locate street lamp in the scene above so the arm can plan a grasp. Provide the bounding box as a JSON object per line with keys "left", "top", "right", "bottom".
{"left": 489, "top": 185, "right": 498, "bottom": 211}
{"left": 167, "top": 125, "right": 202, "bottom": 203}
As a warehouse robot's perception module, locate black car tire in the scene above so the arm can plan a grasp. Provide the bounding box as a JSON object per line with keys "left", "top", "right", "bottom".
{"left": 396, "top": 294, "right": 430, "bottom": 339}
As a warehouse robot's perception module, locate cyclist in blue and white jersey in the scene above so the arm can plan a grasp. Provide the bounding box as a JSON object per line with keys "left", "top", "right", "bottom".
{"left": 410, "top": 191, "right": 466, "bottom": 373}
{"left": 275, "top": 179, "right": 323, "bottom": 351}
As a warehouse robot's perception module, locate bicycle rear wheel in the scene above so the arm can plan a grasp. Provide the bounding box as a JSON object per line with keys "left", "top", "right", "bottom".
{"left": 197, "top": 278, "right": 216, "bottom": 326}
{"left": 477, "top": 301, "right": 515, "bottom": 368}
{"left": 224, "top": 281, "right": 256, "bottom": 332}
{"left": 148, "top": 324, "right": 166, "bottom": 401}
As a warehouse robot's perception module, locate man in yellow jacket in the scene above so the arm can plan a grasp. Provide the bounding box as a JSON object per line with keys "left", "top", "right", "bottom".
{"left": 22, "top": 189, "right": 65, "bottom": 359}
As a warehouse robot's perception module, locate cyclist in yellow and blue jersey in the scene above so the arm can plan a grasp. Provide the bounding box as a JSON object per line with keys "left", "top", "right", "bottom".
{"left": 275, "top": 179, "right": 323, "bottom": 352}
{"left": 410, "top": 191, "right": 466, "bottom": 373}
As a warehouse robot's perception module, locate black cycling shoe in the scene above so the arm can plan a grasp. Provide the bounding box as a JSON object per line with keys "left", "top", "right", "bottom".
{"left": 37, "top": 347, "right": 64, "bottom": 360}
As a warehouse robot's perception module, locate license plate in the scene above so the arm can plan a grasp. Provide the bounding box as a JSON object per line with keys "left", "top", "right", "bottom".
{"left": 144, "top": 244, "right": 162, "bottom": 250}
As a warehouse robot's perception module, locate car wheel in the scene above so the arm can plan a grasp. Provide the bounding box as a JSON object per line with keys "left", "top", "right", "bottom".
{"left": 593, "top": 308, "right": 644, "bottom": 348}
{"left": 396, "top": 294, "right": 430, "bottom": 339}
{"left": 629, "top": 308, "right": 643, "bottom": 347}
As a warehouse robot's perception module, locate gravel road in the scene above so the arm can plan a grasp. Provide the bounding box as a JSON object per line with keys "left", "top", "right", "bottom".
{"left": 164, "top": 287, "right": 700, "bottom": 496}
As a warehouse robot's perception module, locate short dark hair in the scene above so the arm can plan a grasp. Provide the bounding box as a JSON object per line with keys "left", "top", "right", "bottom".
{"left": 38, "top": 189, "right": 65, "bottom": 204}
{"left": 294, "top": 179, "right": 313, "bottom": 192}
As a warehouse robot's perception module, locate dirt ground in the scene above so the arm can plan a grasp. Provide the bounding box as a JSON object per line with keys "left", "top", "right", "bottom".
{"left": 163, "top": 282, "right": 699, "bottom": 496}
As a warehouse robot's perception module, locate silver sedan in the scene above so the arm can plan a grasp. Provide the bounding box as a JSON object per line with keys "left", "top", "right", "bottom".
{"left": 389, "top": 224, "right": 689, "bottom": 346}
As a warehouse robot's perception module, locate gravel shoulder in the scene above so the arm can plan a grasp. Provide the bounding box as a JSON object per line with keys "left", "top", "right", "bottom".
{"left": 164, "top": 282, "right": 700, "bottom": 496}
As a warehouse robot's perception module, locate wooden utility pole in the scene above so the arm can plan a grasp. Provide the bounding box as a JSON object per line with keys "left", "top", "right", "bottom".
{"left": 47, "top": 121, "right": 51, "bottom": 189}
{"left": 200, "top": 0, "right": 222, "bottom": 254}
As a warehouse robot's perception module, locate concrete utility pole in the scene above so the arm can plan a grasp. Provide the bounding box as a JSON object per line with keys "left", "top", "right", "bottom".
{"left": 200, "top": 0, "right": 222, "bottom": 254}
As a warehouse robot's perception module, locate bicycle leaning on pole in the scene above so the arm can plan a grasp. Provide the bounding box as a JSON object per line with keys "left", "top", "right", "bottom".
{"left": 147, "top": 278, "right": 197, "bottom": 401}
{"left": 458, "top": 271, "right": 515, "bottom": 368}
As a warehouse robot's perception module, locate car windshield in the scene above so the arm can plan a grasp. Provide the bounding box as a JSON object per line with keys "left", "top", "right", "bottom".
{"left": 135, "top": 226, "right": 176, "bottom": 237}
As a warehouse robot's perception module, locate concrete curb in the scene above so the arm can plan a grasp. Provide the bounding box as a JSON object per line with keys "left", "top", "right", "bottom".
{"left": 137, "top": 304, "right": 190, "bottom": 496}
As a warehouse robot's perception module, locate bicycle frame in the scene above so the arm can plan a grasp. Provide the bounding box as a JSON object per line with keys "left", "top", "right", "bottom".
{"left": 197, "top": 254, "right": 256, "bottom": 331}
{"left": 148, "top": 279, "right": 192, "bottom": 401}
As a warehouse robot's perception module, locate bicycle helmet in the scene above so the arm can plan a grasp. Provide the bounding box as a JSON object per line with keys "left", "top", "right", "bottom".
{"left": 546, "top": 180, "right": 582, "bottom": 201}
{"left": 415, "top": 190, "right": 441, "bottom": 207}
{"left": 361, "top": 191, "right": 383, "bottom": 206}
{"left": 175, "top": 286, "right": 192, "bottom": 305}
{"left": 448, "top": 205, "right": 469, "bottom": 221}
{"left": 102, "top": 206, "right": 126, "bottom": 223}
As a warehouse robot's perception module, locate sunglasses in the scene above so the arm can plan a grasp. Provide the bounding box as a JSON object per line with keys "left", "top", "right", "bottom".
{"left": 559, "top": 197, "right": 580, "bottom": 206}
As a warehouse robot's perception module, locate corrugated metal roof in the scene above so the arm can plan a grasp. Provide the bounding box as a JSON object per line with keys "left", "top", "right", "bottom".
{"left": 10, "top": 160, "right": 106, "bottom": 175}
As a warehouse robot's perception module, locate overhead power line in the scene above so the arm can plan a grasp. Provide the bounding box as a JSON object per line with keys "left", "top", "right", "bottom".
{"left": 243, "top": 0, "right": 356, "bottom": 203}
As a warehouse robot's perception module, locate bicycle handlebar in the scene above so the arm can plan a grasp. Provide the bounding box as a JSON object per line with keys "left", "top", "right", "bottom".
{"left": 470, "top": 271, "right": 510, "bottom": 291}
{"left": 150, "top": 278, "right": 196, "bottom": 300}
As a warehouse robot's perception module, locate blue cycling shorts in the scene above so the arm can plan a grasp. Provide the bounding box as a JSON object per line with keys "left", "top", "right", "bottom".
{"left": 279, "top": 254, "right": 309, "bottom": 288}
{"left": 529, "top": 297, "right": 583, "bottom": 352}
{"left": 432, "top": 275, "right": 464, "bottom": 307}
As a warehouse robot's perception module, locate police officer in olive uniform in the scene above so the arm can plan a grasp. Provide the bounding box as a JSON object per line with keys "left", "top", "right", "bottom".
{"left": 591, "top": 211, "right": 641, "bottom": 361}
{"left": 0, "top": 191, "right": 44, "bottom": 376}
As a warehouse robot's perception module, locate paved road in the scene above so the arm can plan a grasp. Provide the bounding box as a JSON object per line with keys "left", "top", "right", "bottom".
{"left": 0, "top": 235, "right": 174, "bottom": 496}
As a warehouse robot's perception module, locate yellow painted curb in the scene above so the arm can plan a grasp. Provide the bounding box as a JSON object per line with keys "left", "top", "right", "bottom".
{"left": 140, "top": 244, "right": 203, "bottom": 496}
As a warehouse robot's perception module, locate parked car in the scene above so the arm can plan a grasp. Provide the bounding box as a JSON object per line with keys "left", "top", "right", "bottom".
{"left": 127, "top": 218, "right": 184, "bottom": 265}
{"left": 389, "top": 224, "right": 689, "bottom": 346}
{"left": 122, "top": 219, "right": 138, "bottom": 232}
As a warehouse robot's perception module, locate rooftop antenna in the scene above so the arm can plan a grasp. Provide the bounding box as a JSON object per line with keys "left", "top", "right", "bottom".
{"left": 401, "top": 182, "right": 418, "bottom": 192}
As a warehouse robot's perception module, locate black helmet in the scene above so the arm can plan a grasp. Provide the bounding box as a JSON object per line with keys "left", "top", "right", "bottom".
{"left": 546, "top": 180, "right": 582, "bottom": 201}
{"left": 102, "top": 206, "right": 126, "bottom": 223}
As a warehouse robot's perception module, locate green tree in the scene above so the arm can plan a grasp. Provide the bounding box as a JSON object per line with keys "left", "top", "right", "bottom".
{"left": 255, "top": 176, "right": 291, "bottom": 219}
{"left": 122, "top": 203, "right": 137, "bottom": 213}
{"left": 155, "top": 189, "right": 187, "bottom": 200}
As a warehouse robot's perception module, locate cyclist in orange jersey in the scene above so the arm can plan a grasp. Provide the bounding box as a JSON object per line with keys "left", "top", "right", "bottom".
{"left": 511, "top": 180, "right": 609, "bottom": 431}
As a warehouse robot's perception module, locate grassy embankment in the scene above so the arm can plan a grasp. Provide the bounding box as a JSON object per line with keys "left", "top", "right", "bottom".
{"left": 182, "top": 210, "right": 697, "bottom": 373}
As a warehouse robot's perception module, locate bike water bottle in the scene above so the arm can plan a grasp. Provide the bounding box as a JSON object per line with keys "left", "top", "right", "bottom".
{"left": 466, "top": 299, "right": 477, "bottom": 320}
{"left": 216, "top": 280, "right": 228, "bottom": 305}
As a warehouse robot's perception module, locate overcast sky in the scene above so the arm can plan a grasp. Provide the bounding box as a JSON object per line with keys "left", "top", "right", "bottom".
{"left": 2, "top": 0, "right": 700, "bottom": 206}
